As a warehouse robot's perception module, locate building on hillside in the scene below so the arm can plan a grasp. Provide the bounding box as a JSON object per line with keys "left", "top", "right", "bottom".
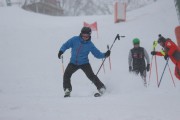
{"left": 22, "top": 0, "right": 63, "bottom": 16}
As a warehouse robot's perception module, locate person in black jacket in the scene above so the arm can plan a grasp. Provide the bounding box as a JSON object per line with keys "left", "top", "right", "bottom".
{"left": 128, "top": 38, "right": 150, "bottom": 87}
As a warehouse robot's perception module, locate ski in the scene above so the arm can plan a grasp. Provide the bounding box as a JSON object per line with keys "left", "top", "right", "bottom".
{"left": 94, "top": 93, "right": 102, "bottom": 97}
{"left": 94, "top": 87, "right": 106, "bottom": 97}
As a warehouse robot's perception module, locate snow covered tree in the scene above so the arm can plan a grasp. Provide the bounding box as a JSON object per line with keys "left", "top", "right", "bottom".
{"left": 175, "top": 0, "right": 180, "bottom": 24}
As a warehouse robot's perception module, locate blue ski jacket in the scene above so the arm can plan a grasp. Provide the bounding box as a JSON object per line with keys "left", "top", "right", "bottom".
{"left": 60, "top": 36, "right": 105, "bottom": 65}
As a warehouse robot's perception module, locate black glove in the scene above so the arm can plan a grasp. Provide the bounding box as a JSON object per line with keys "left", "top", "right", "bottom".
{"left": 151, "top": 51, "right": 157, "bottom": 55}
{"left": 164, "top": 54, "right": 169, "bottom": 60}
{"left": 129, "top": 66, "right": 132, "bottom": 72}
{"left": 146, "top": 64, "right": 150, "bottom": 72}
{"left": 58, "top": 51, "right": 63, "bottom": 59}
{"left": 105, "top": 50, "right": 111, "bottom": 58}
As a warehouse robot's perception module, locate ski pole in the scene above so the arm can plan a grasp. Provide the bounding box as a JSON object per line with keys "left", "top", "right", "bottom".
{"left": 154, "top": 54, "right": 159, "bottom": 87}
{"left": 61, "top": 55, "right": 65, "bottom": 74}
{"left": 102, "top": 59, "right": 106, "bottom": 74}
{"left": 158, "top": 57, "right": 169, "bottom": 87}
{"left": 154, "top": 41, "right": 159, "bottom": 86}
{"left": 107, "top": 45, "right": 111, "bottom": 70}
{"left": 148, "top": 55, "right": 154, "bottom": 85}
{"left": 148, "top": 41, "right": 159, "bottom": 86}
{"left": 96, "top": 34, "right": 125, "bottom": 75}
{"left": 167, "top": 63, "right": 176, "bottom": 87}
{"left": 148, "top": 42, "right": 155, "bottom": 85}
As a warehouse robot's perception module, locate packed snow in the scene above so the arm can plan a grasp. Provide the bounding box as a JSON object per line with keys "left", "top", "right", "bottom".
{"left": 0, "top": 0, "right": 180, "bottom": 120}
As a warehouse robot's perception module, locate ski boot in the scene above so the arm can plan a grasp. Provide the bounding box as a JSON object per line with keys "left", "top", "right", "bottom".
{"left": 144, "top": 82, "right": 147, "bottom": 87}
{"left": 64, "top": 89, "right": 71, "bottom": 97}
{"left": 98, "top": 86, "right": 106, "bottom": 95}
{"left": 94, "top": 86, "right": 106, "bottom": 97}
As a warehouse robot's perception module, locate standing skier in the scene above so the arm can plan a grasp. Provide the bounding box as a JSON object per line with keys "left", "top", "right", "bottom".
{"left": 58, "top": 27, "right": 110, "bottom": 97}
{"left": 128, "top": 38, "right": 150, "bottom": 86}
{"left": 151, "top": 34, "right": 180, "bottom": 80}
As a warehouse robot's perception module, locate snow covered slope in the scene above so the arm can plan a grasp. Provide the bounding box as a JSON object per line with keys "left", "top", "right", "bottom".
{"left": 0, "top": 0, "right": 180, "bottom": 120}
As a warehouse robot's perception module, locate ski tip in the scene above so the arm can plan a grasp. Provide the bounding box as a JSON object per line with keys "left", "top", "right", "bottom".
{"left": 94, "top": 93, "right": 101, "bottom": 97}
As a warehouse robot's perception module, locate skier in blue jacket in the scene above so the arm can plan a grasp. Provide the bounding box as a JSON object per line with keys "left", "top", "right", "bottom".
{"left": 58, "top": 27, "right": 110, "bottom": 97}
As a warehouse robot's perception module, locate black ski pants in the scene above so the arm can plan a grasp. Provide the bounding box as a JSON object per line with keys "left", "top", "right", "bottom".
{"left": 133, "top": 67, "right": 146, "bottom": 81}
{"left": 63, "top": 63, "right": 105, "bottom": 92}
